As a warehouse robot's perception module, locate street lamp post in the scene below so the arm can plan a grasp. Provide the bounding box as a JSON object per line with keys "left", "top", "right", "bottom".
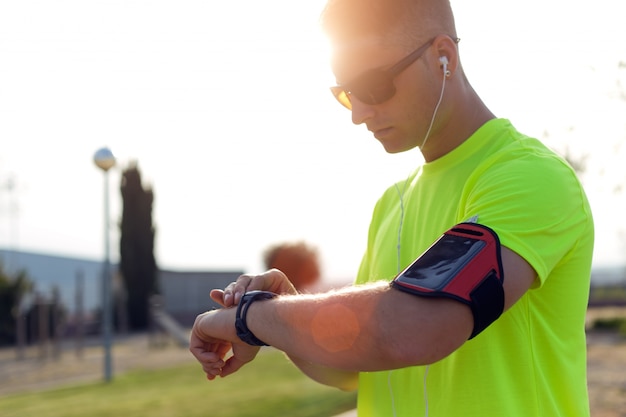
{"left": 93, "top": 147, "right": 116, "bottom": 383}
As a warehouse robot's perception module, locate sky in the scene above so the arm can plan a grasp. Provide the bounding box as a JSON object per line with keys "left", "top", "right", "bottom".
{"left": 1, "top": 0, "right": 625, "bottom": 284}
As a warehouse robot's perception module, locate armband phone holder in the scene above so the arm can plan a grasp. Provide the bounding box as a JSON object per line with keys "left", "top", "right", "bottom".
{"left": 391, "top": 223, "right": 504, "bottom": 339}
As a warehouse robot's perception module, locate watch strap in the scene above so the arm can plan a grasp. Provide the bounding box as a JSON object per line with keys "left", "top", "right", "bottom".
{"left": 235, "top": 290, "right": 277, "bottom": 346}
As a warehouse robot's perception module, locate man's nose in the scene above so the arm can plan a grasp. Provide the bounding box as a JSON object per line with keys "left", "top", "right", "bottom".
{"left": 350, "top": 98, "right": 375, "bottom": 125}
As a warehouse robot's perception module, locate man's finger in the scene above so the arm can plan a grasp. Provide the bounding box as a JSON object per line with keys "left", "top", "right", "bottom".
{"left": 210, "top": 289, "right": 227, "bottom": 307}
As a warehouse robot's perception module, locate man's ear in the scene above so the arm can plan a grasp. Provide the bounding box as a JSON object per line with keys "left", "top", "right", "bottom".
{"left": 433, "top": 34, "right": 459, "bottom": 78}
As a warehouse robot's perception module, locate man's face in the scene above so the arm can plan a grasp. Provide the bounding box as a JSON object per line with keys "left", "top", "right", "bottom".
{"left": 330, "top": 37, "right": 441, "bottom": 154}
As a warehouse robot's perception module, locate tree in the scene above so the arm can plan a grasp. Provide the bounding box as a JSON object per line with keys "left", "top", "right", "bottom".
{"left": 119, "top": 162, "right": 158, "bottom": 331}
{"left": 0, "top": 264, "right": 32, "bottom": 346}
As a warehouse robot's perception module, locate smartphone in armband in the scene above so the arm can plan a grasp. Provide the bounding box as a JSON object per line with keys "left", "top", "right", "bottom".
{"left": 390, "top": 222, "right": 505, "bottom": 338}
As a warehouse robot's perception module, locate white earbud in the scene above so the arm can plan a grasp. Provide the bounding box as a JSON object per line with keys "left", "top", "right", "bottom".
{"left": 439, "top": 56, "right": 451, "bottom": 78}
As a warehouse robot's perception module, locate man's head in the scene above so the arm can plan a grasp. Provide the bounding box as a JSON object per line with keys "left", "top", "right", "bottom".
{"left": 320, "top": 0, "right": 464, "bottom": 156}
{"left": 321, "top": 0, "right": 457, "bottom": 51}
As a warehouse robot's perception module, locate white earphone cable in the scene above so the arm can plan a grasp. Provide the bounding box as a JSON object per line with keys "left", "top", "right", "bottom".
{"left": 419, "top": 62, "right": 448, "bottom": 150}
{"left": 387, "top": 62, "right": 447, "bottom": 417}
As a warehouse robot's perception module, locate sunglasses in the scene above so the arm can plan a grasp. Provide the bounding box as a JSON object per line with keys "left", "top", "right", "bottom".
{"left": 330, "top": 37, "right": 436, "bottom": 110}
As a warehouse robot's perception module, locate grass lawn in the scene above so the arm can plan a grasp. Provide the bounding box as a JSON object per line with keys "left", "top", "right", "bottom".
{"left": 0, "top": 349, "right": 357, "bottom": 417}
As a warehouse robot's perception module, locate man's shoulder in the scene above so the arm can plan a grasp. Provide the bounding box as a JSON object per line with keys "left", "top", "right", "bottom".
{"left": 475, "top": 131, "right": 578, "bottom": 187}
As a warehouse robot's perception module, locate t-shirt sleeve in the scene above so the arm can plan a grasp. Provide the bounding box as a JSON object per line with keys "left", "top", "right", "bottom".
{"left": 458, "top": 144, "right": 593, "bottom": 286}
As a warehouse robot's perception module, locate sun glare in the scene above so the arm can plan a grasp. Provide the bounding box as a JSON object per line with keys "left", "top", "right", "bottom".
{"left": 1, "top": 0, "right": 624, "bottom": 277}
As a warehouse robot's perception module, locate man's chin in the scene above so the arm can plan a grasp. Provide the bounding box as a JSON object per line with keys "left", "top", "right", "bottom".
{"left": 378, "top": 139, "right": 414, "bottom": 154}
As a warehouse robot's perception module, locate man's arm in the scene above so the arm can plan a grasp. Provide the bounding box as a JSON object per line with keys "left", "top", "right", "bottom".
{"left": 191, "top": 247, "right": 535, "bottom": 376}
{"left": 204, "top": 269, "right": 360, "bottom": 389}
{"left": 246, "top": 282, "right": 472, "bottom": 370}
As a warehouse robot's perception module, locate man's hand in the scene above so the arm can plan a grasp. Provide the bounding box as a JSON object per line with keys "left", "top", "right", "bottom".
{"left": 211, "top": 269, "right": 297, "bottom": 307}
{"left": 188, "top": 316, "right": 229, "bottom": 380}
{"left": 189, "top": 308, "right": 261, "bottom": 380}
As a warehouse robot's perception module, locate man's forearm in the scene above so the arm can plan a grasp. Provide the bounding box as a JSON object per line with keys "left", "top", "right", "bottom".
{"left": 244, "top": 282, "right": 472, "bottom": 371}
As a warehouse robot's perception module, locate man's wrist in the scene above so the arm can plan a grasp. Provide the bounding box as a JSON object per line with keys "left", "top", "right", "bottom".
{"left": 235, "top": 290, "right": 277, "bottom": 346}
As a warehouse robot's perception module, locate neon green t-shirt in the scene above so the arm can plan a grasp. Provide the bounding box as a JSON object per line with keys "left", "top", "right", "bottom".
{"left": 355, "top": 119, "right": 593, "bottom": 417}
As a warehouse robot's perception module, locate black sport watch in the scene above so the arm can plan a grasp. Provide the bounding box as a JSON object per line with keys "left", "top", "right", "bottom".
{"left": 235, "top": 290, "right": 277, "bottom": 346}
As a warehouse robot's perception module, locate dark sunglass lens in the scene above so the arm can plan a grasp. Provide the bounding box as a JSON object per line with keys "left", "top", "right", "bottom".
{"left": 350, "top": 71, "right": 395, "bottom": 105}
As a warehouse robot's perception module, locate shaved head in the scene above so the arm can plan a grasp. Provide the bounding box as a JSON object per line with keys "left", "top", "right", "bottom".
{"left": 321, "top": 0, "right": 457, "bottom": 49}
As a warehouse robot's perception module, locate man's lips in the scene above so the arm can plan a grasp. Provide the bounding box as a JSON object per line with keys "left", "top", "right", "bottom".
{"left": 370, "top": 126, "right": 393, "bottom": 139}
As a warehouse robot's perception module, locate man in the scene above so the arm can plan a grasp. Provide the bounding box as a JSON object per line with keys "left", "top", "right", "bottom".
{"left": 190, "top": 0, "right": 594, "bottom": 415}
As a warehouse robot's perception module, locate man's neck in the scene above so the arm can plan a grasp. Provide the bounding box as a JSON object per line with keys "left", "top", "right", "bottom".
{"left": 420, "top": 87, "right": 494, "bottom": 162}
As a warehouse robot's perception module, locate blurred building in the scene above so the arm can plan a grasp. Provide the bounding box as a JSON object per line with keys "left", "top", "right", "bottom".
{"left": 0, "top": 249, "right": 242, "bottom": 329}
{"left": 158, "top": 269, "right": 242, "bottom": 325}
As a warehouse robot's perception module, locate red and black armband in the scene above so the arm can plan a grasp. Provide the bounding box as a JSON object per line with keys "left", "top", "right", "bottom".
{"left": 390, "top": 223, "right": 505, "bottom": 339}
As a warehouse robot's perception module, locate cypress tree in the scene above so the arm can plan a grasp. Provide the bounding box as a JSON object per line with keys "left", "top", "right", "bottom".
{"left": 119, "top": 162, "right": 157, "bottom": 331}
